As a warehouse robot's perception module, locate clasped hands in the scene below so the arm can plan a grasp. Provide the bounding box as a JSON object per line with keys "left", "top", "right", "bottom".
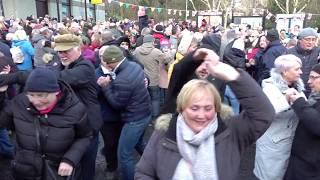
{"left": 193, "top": 48, "right": 240, "bottom": 81}
{"left": 284, "top": 88, "right": 304, "bottom": 104}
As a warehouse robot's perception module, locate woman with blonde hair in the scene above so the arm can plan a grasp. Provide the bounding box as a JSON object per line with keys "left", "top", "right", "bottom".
{"left": 135, "top": 48, "right": 274, "bottom": 180}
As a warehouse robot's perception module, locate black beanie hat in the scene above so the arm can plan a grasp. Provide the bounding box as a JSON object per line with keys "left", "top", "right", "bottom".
{"left": 266, "top": 29, "right": 279, "bottom": 42}
{"left": 201, "top": 33, "right": 221, "bottom": 55}
{"left": 25, "top": 68, "right": 60, "bottom": 92}
{"left": 311, "top": 64, "right": 320, "bottom": 75}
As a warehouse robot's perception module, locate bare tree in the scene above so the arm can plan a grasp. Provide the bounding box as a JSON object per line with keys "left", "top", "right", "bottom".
{"left": 273, "top": 0, "right": 311, "bottom": 14}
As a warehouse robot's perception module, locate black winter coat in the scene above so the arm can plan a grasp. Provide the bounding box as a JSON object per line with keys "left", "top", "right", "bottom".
{"left": 0, "top": 81, "right": 92, "bottom": 179}
{"left": 0, "top": 56, "right": 104, "bottom": 132}
{"left": 261, "top": 40, "right": 287, "bottom": 80}
{"left": 284, "top": 97, "right": 320, "bottom": 180}
{"left": 161, "top": 52, "right": 226, "bottom": 114}
{"left": 288, "top": 45, "right": 320, "bottom": 96}
{"left": 223, "top": 39, "right": 246, "bottom": 69}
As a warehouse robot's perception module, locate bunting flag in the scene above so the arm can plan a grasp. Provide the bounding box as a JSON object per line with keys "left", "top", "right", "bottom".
{"left": 108, "top": 0, "right": 112, "bottom": 3}
{"left": 173, "top": 10, "right": 177, "bottom": 15}
{"left": 186, "top": 10, "right": 189, "bottom": 17}
{"left": 151, "top": 7, "right": 155, "bottom": 12}
{"left": 157, "top": 8, "right": 162, "bottom": 13}
{"left": 119, "top": 2, "right": 123, "bottom": 7}
{"left": 179, "top": 10, "right": 182, "bottom": 16}
{"left": 192, "top": 11, "right": 197, "bottom": 16}
{"left": 265, "top": 11, "right": 273, "bottom": 20}
{"left": 306, "top": 13, "right": 313, "bottom": 20}
{"left": 124, "top": 3, "right": 130, "bottom": 9}
{"left": 168, "top": 9, "right": 171, "bottom": 15}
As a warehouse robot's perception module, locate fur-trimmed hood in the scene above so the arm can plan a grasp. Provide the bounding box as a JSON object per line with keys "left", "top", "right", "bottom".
{"left": 155, "top": 103, "right": 234, "bottom": 131}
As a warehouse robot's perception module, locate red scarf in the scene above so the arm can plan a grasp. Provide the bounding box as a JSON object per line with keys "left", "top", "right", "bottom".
{"left": 39, "top": 91, "right": 61, "bottom": 115}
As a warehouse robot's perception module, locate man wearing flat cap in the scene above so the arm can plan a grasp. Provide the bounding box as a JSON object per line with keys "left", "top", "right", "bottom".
{"left": 0, "top": 33, "right": 103, "bottom": 180}
{"left": 288, "top": 27, "right": 320, "bottom": 96}
{"left": 97, "top": 45, "right": 151, "bottom": 180}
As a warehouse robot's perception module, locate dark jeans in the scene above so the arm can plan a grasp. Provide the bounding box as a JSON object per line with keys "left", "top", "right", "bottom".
{"left": 159, "top": 88, "right": 167, "bottom": 109}
{"left": 0, "top": 129, "right": 14, "bottom": 158}
{"left": 118, "top": 115, "right": 151, "bottom": 180}
{"left": 100, "top": 121, "right": 123, "bottom": 172}
{"left": 80, "top": 134, "right": 98, "bottom": 180}
{"left": 148, "top": 86, "right": 160, "bottom": 120}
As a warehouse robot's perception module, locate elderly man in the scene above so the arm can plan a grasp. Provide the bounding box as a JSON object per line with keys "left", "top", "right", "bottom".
{"left": 284, "top": 64, "right": 320, "bottom": 180}
{"left": 288, "top": 27, "right": 320, "bottom": 96}
{"left": 0, "top": 34, "right": 103, "bottom": 180}
{"left": 97, "top": 45, "right": 151, "bottom": 180}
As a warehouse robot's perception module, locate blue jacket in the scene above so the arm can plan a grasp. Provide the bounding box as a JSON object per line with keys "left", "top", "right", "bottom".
{"left": 101, "top": 59, "right": 151, "bottom": 122}
{"left": 12, "top": 40, "right": 34, "bottom": 70}
{"left": 95, "top": 66, "right": 121, "bottom": 122}
{"left": 261, "top": 40, "right": 286, "bottom": 80}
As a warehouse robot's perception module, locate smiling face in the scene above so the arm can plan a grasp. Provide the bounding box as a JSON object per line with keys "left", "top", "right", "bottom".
{"left": 26, "top": 92, "right": 58, "bottom": 111}
{"left": 182, "top": 89, "right": 216, "bottom": 133}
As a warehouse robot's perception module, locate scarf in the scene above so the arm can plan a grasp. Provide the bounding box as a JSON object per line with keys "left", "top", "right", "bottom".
{"left": 269, "top": 69, "right": 305, "bottom": 93}
{"left": 308, "top": 91, "right": 320, "bottom": 106}
{"left": 172, "top": 113, "right": 219, "bottom": 180}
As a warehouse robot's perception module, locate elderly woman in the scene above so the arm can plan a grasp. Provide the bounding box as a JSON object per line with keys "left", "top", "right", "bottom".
{"left": 135, "top": 48, "right": 275, "bottom": 180}
{"left": 284, "top": 64, "right": 320, "bottom": 180}
{"left": 254, "top": 54, "right": 305, "bottom": 180}
{"left": 0, "top": 68, "right": 92, "bottom": 179}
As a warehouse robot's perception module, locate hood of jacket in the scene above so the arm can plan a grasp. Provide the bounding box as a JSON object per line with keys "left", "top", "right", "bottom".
{"left": 137, "top": 42, "right": 154, "bottom": 55}
{"left": 201, "top": 33, "right": 221, "bottom": 55}
{"left": 263, "top": 69, "right": 305, "bottom": 93}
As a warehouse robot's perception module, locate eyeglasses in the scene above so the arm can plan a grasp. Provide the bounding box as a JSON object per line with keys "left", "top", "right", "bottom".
{"left": 309, "top": 75, "right": 320, "bottom": 80}
{"left": 302, "top": 38, "right": 317, "bottom": 42}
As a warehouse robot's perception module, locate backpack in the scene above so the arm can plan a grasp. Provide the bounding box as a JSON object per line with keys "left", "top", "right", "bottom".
{"left": 10, "top": 46, "right": 25, "bottom": 64}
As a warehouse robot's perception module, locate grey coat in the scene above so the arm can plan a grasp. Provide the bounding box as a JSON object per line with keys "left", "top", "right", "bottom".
{"left": 254, "top": 70, "right": 305, "bottom": 180}
{"left": 135, "top": 70, "right": 275, "bottom": 180}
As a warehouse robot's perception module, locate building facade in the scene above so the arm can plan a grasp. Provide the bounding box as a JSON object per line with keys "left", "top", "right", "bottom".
{"left": 0, "top": 0, "right": 106, "bottom": 21}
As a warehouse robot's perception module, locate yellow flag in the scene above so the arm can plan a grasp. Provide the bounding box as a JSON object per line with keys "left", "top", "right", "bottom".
{"left": 151, "top": 7, "right": 155, "bottom": 12}
{"left": 91, "top": 0, "right": 103, "bottom": 4}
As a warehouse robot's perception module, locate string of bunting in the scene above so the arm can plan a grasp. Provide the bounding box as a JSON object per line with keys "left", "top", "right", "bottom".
{"left": 104, "top": 0, "right": 198, "bottom": 16}
{"left": 95, "top": 0, "right": 318, "bottom": 20}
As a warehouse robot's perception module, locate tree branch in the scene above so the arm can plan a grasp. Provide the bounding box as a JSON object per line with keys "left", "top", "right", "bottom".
{"left": 273, "top": 0, "right": 288, "bottom": 14}
{"left": 188, "top": 0, "right": 197, "bottom": 11}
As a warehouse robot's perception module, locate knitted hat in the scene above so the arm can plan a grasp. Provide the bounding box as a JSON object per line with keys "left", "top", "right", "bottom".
{"left": 102, "top": 45, "right": 124, "bottom": 64}
{"left": 54, "top": 34, "right": 81, "bottom": 51}
{"left": 311, "top": 64, "right": 320, "bottom": 75}
{"left": 25, "top": 68, "right": 60, "bottom": 92}
{"left": 153, "top": 24, "right": 164, "bottom": 33}
{"left": 143, "top": 35, "right": 155, "bottom": 43}
{"left": 298, "top": 28, "right": 318, "bottom": 40}
{"left": 266, "top": 29, "right": 279, "bottom": 42}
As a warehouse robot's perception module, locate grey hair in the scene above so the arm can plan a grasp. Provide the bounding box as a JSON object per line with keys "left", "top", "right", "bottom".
{"left": 273, "top": 54, "right": 302, "bottom": 74}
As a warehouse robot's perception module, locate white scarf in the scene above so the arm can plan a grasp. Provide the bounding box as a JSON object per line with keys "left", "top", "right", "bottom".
{"left": 172, "top": 113, "right": 219, "bottom": 180}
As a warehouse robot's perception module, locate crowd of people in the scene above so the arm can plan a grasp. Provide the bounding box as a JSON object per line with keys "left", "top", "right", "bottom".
{"left": 0, "top": 14, "right": 319, "bottom": 180}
